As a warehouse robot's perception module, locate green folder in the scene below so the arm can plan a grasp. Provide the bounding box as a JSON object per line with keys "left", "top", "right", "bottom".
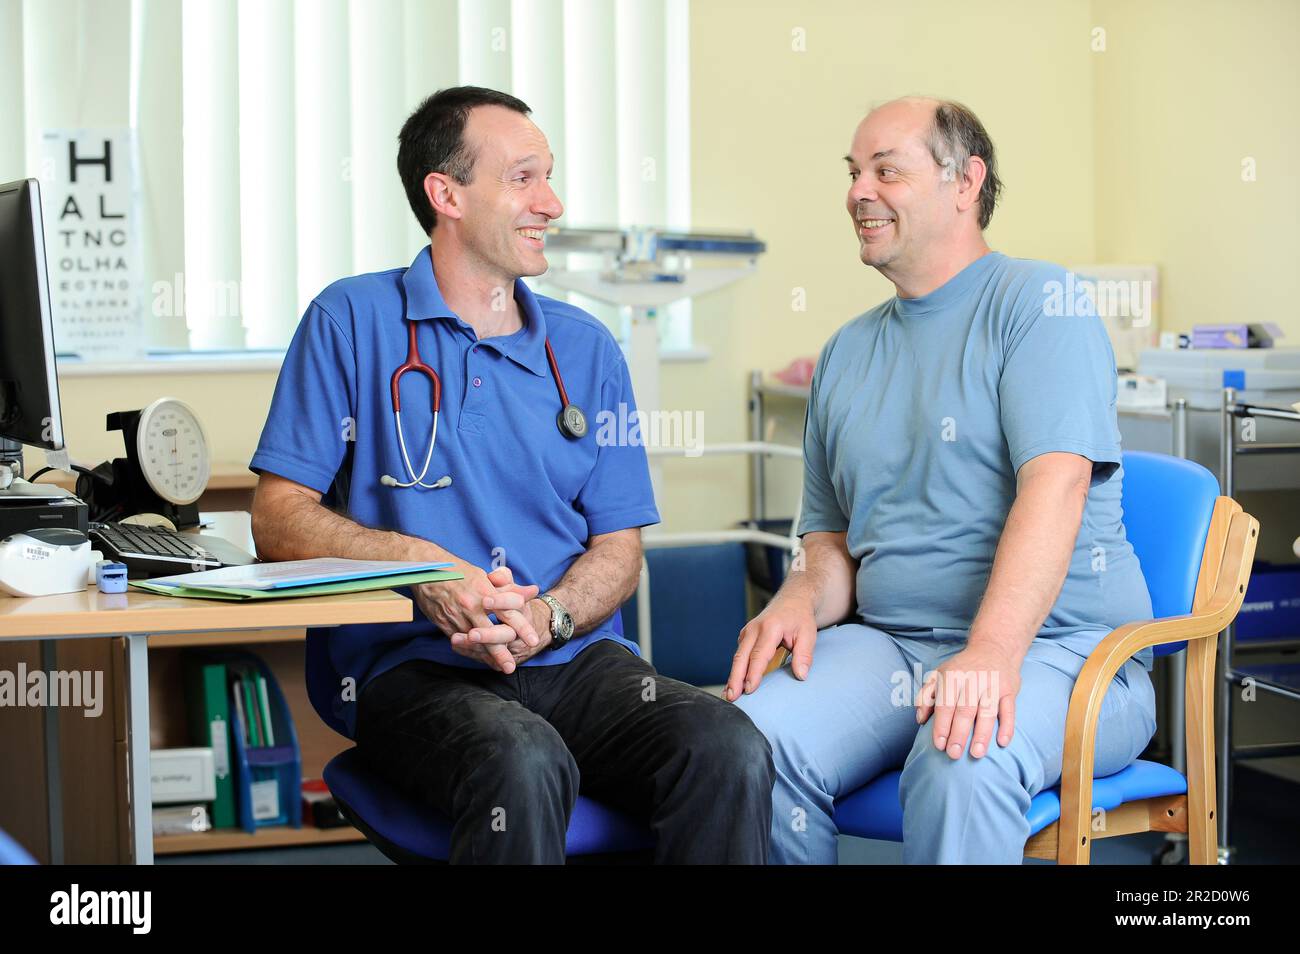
{"left": 183, "top": 659, "right": 236, "bottom": 828}
{"left": 240, "top": 670, "right": 262, "bottom": 747}
{"left": 130, "top": 569, "right": 463, "bottom": 601}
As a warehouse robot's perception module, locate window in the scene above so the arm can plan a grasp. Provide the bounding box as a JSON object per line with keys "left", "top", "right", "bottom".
{"left": 4, "top": 0, "right": 692, "bottom": 359}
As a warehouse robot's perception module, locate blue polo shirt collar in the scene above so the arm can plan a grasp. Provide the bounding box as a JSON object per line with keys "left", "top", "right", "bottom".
{"left": 401, "top": 245, "right": 548, "bottom": 377}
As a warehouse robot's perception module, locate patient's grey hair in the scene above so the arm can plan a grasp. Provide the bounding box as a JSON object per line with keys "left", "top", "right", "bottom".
{"left": 922, "top": 99, "right": 1003, "bottom": 230}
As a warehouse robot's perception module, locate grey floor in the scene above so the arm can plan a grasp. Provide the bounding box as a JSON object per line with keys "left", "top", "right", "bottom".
{"left": 159, "top": 763, "right": 1299, "bottom": 866}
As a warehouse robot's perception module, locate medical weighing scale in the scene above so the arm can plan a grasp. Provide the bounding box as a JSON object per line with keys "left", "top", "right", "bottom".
{"left": 538, "top": 227, "right": 805, "bottom": 667}
{"left": 539, "top": 225, "right": 767, "bottom": 494}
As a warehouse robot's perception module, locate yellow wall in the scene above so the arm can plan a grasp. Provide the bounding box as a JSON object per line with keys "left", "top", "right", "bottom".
{"left": 56, "top": 369, "right": 278, "bottom": 470}
{"left": 660, "top": 0, "right": 1299, "bottom": 534}
{"left": 665, "top": 0, "right": 1100, "bottom": 532}
{"left": 1091, "top": 0, "right": 1299, "bottom": 336}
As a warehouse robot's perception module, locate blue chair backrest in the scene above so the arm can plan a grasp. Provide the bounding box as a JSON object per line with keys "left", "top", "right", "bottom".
{"left": 1119, "top": 451, "right": 1221, "bottom": 656}
{"left": 622, "top": 543, "right": 751, "bottom": 686}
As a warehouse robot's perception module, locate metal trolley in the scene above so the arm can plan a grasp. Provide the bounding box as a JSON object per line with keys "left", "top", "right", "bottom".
{"left": 1215, "top": 388, "right": 1300, "bottom": 863}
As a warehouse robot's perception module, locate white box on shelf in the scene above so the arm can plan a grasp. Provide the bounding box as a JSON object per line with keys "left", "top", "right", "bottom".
{"left": 150, "top": 747, "right": 216, "bottom": 805}
{"left": 1117, "top": 373, "right": 1168, "bottom": 411}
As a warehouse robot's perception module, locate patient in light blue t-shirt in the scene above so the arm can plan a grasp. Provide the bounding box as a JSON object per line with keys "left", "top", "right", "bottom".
{"left": 801, "top": 249, "right": 1154, "bottom": 668}
{"left": 729, "top": 96, "right": 1159, "bottom": 865}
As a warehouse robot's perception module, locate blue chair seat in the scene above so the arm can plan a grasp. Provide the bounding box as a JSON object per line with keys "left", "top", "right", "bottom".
{"left": 324, "top": 748, "right": 654, "bottom": 860}
{"left": 833, "top": 759, "right": 1189, "bottom": 842}
{"left": 0, "top": 827, "right": 36, "bottom": 865}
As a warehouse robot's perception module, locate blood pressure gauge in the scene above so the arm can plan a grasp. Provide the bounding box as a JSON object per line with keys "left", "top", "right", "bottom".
{"left": 134, "top": 397, "right": 211, "bottom": 506}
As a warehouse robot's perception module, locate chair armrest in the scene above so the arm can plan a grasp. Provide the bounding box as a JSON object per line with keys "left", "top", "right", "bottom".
{"left": 1054, "top": 501, "right": 1258, "bottom": 863}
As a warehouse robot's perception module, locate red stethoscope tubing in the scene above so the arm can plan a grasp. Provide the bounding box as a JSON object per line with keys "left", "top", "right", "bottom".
{"left": 389, "top": 318, "right": 574, "bottom": 422}
{"left": 544, "top": 338, "right": 571, "bottom": 408}
{"left": 391, "top": 319, "right": 441, "bottom": 413}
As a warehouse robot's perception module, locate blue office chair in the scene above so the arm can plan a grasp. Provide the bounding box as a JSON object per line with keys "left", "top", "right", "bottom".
{"left": 622, "top": 542, "right": 752, "bottom": 686}
{"left": 0, "top": 828, "right": 36, "bottom": 865}
{"left": 825, "top": 451, "right": 1258, "bottom": 863}
{"left": 306, "top": 627, "right": 654, "bottom": 863}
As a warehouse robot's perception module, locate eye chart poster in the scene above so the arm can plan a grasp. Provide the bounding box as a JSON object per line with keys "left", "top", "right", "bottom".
{"left": 38, "top": 128, "right": 145, "bottom": 361}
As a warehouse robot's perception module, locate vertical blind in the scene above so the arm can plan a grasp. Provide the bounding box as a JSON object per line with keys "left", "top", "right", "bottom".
{"left": 2, "top": 0, "right": 691, "bottom": 354}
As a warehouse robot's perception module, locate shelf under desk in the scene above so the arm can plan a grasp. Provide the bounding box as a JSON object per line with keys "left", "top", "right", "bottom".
{"left": 0, "top": 512, "right": 413, "bottom": 865}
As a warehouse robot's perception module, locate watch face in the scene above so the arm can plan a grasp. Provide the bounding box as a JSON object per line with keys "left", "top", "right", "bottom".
{"left": 546, "top": 598, "right": 574, "bottom": 641}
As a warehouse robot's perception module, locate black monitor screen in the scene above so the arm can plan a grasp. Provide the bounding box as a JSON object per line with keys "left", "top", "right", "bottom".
{"left": 0, "top": 178, "right": 64, "bottom": 450}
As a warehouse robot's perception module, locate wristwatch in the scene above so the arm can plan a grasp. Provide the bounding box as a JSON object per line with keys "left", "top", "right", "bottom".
{"left": 538, "top": 594, "right": 574, "bottom": 649}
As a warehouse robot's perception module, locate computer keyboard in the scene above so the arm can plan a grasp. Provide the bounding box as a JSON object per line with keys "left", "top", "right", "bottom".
{"left": 89, "top": 521, "right": 257, "bottom": 578}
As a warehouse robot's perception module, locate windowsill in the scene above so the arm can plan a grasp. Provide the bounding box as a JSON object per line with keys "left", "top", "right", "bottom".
{"left": 56, "top": 345, "right": 714, "bottom": 376}
{"left": 56, "top": 351, "right": 287, "bottom": 377}
{"left": 660, "top": 346, "right": 712, "bottom": 363}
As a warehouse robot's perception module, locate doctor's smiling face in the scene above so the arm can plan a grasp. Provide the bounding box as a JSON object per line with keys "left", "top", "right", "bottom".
{"left": 399, "top": 88, "right": 566, "bottom": 292}
{"left": 451, "top": 105, "right": 564, "bottom": 281}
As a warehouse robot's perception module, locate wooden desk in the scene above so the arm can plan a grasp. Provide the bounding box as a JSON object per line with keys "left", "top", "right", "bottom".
{"left": 0, "top": 515, "right": 411, "bottom": 864}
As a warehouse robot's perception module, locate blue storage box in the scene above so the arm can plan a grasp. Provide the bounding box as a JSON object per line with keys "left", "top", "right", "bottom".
{"left": 1236, "top": 563, "right": 1300, "bottom": 643}
{"left": 224, "top": 653, "right": 302, "bottom": 833}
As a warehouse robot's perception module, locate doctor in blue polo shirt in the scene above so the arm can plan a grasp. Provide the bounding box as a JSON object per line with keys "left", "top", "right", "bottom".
{"left": 249, "top": 86, "right": 774, "bottom": 864}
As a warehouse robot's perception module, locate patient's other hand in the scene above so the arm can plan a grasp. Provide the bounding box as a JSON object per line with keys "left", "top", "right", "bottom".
{"left": 724, "top": 595, "right": 818, "bottom": 702}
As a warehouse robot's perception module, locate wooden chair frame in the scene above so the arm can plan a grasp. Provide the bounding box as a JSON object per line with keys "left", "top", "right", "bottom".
{"left": 1044, "top": 496, "right": 1257, "bottom": 864}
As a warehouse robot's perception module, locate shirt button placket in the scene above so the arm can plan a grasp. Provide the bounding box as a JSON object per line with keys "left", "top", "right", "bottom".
{"left": 460, "top": 344, "right": 487, "bottom": 434}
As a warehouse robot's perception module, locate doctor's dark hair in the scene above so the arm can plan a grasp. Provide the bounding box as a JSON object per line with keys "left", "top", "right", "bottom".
{"left": 923, "top": 100, "right": 1003, "bottom": 230}
{"left": 397, "top": 86, "right": 532, "bottom": 234}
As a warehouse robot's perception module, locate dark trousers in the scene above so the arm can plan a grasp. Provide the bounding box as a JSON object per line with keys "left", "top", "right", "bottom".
{"left": 355, "top": 640, "right": 775, "bottom": 864}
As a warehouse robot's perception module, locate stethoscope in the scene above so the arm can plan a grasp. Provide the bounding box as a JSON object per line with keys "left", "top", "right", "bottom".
{"left": 380, "top": 318, "right": 588, "bottom": 489}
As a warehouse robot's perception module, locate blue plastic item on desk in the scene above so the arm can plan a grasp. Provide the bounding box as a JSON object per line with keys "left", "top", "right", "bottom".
{"left": 95, "top": 561, "right": 128, "bottom": 594}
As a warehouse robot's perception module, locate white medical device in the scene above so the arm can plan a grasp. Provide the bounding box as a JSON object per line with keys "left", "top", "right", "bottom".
{"left": 540, "top": 226, "right": 766, "bottom": 499}
{"left": 0, "top": 527, "right": 103, "bottom": 597}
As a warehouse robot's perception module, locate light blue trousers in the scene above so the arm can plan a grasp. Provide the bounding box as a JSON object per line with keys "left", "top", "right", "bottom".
{"left": 734, "top": 623, "right": 1158, "bottom": 864}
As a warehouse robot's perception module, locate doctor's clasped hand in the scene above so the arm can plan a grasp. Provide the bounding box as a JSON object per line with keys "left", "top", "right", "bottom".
{"left": 416, "top": 563, "right": 542, "bottom": 674}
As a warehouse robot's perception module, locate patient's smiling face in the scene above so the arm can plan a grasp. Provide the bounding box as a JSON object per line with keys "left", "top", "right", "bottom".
{"left": 456, "top": 105, "right": 564, "bottom": 282}
{"left": 844, "top": 99, "right": 955, "bottom": 281}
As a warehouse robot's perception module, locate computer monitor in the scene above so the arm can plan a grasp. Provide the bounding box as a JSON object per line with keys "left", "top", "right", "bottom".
{"left": 0, "top": 177, "right": 65, "bottom": 454}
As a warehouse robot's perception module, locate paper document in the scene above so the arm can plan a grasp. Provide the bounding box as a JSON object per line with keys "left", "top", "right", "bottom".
{"left": 131, "top": 568, "right": 462, "bottom": 601}
{"left": 147, "top": 557, "right": 454, "bottom": 591}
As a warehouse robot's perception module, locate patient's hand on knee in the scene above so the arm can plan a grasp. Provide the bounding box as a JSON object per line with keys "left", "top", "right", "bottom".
{"left": 915, "top": 645, "right": 1020, "bottom": 760}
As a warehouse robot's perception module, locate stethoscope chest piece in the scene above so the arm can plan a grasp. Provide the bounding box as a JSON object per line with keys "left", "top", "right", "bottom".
{"left": 558, "top": 403, "right": 588, "bottom": 439}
